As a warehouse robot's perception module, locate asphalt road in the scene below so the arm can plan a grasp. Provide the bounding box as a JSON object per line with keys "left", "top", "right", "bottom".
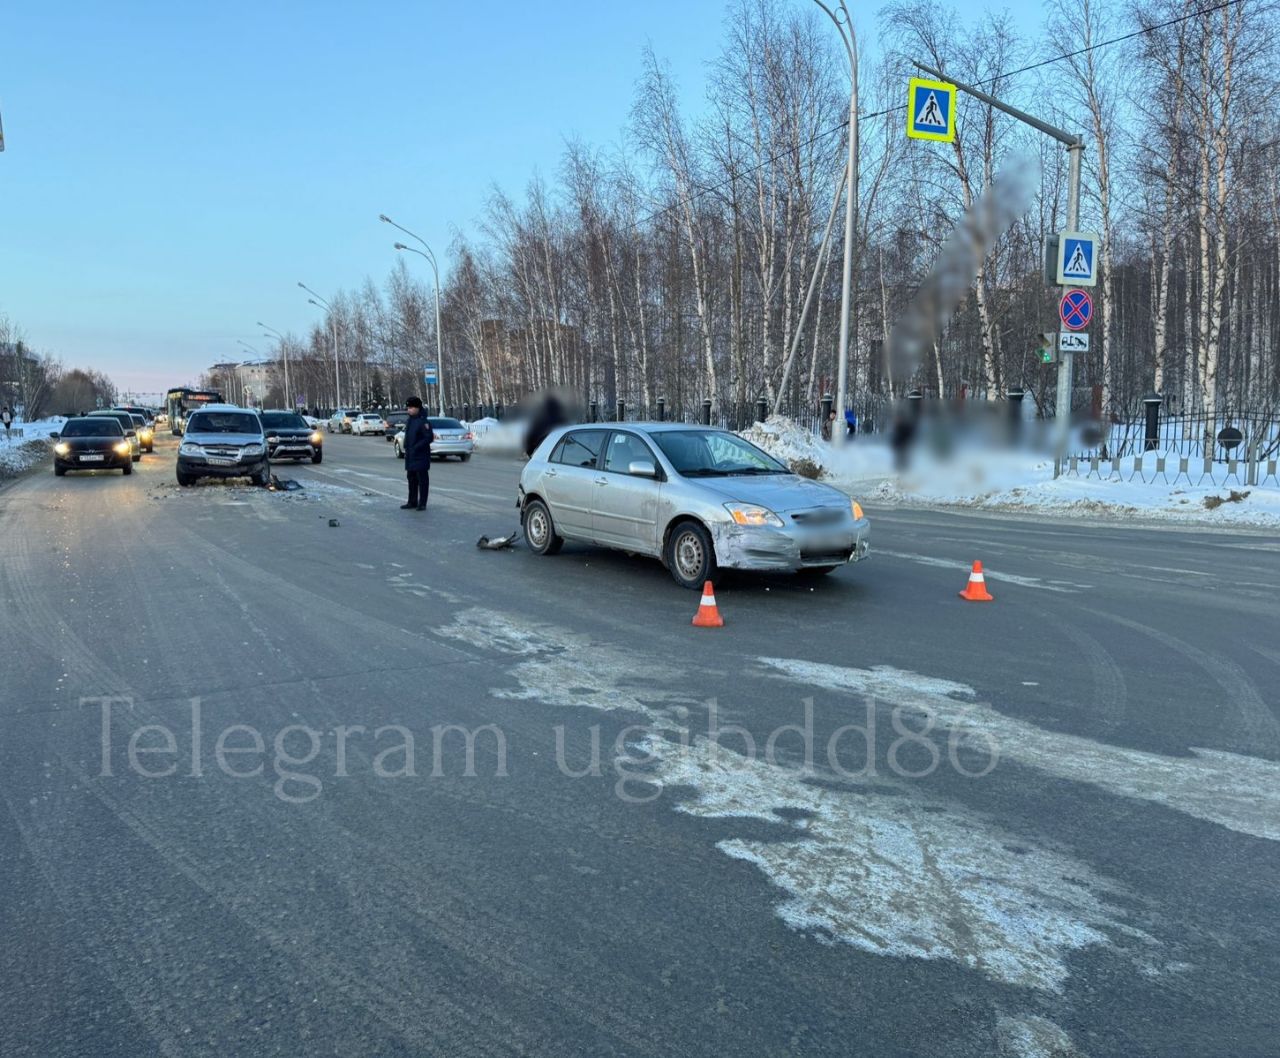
{"left": 1, "top": 432, "right": 1277, "bottom": 1057}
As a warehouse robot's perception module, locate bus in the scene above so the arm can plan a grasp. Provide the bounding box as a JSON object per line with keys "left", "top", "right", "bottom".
{"left": 165, "top": 388, "right": 222, "bottom": 434}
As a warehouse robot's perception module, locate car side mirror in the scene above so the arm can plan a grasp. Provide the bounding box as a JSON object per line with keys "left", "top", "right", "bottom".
{"left": 628, "top": 460, "right": 658, "bottom": 478}
{"left": 127, "top": 430, "right": 136, "bottom": 437}
{"left": 49, "top": 432, "right": 60, "bottom": 440}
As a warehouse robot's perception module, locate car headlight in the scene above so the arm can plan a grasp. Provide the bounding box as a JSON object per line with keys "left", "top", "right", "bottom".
{"left": 310, "top": 432, "right": 323, "bottom": 444}
{"left": 179, "top": 442, "right": 203, "bottom": 455}
{"left": 266, "top": 435, "right": 280, "bottom": 444}
{"left": 851, "top": 500, "right": 864, "bottom": 520}
{"left": 54, "top": 442, "right": 70, "bottom": 455}
{"left": 113, "top": 442, "right": 130, "bottom": 455}
{"left": 242, "top": 443, "right": 265, "bottom": 455}
{"left": 724, "top": 503, "right": 784, "bottom": 528}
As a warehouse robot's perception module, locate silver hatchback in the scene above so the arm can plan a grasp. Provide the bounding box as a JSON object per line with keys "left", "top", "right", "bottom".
{"left": 518, "top": 423, "right": 870, "bottom": 589}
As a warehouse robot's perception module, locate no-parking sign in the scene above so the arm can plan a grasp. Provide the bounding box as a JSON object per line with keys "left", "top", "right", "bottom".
{"left": 1059, "top": 289, "right": 1093, "bottom": 331}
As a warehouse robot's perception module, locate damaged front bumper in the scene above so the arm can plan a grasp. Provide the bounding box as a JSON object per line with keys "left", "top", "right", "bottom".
{"left": 711, "top": 517, "right": 871, "bottom": 572}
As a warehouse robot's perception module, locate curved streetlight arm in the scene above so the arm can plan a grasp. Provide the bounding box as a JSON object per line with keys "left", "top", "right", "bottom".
{"left": 381, "top": 214, "right": 438, "bottom": 270}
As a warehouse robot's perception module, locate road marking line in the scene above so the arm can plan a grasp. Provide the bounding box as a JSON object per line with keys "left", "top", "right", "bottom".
{"left": 875, "top": 549, "right": 1088, "bottom": 592}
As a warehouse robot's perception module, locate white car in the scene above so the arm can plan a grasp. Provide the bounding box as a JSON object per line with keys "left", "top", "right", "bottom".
{"left": 327, "top": 409, "right": 361, "bottom": 433}
{"left": 393, "top": 416, "right": 476, "bottom": 461}
{"left": 351, "top": 412, "right": 387, "bottom": 436}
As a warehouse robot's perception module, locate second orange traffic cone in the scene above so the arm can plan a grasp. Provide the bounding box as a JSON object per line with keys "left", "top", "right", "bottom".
{"left": 958, "top": 561, "right": 994, "bottom": 602}
{"left": 692, "top": 581, "right": 725, "bottom": 627}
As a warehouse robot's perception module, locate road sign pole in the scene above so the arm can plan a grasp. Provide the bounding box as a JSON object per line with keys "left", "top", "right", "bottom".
{"left": 912, "top": 59, "right": 1086, "bottom": 477}
{"left": 1054, "top": 142, "right": 1084, "bottom": 477}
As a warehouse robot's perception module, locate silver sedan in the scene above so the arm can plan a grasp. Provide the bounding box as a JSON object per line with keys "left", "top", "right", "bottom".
{"left": 517, "top": 423, "right": 870, "bottom": 589}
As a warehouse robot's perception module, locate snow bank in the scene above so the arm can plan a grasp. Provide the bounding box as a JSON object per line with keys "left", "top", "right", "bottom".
{"left": 739, "top": 415, "right": 1280, "bottom": 528}
{"left": 0, "top": 438, "right": 52, "bottom": 477}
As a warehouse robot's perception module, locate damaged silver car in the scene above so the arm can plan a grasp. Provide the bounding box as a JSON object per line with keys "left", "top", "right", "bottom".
{"left": 517, "top": 423, "right": 870, "bottom": 589}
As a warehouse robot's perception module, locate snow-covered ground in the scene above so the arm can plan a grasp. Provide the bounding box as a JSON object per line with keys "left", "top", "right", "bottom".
{"left": 0, "top": 417, "right": 64, "bottom": 476}
{"left": 739, "top": 415, "right": 1280, "bottom": 528}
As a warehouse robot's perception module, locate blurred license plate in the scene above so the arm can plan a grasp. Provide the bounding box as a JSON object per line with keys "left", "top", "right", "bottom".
{"left": 207, "top": 457, "right": 235, "bottom": 466}
{"left": 80, "top": 454, "right": 105, "bottom": 462}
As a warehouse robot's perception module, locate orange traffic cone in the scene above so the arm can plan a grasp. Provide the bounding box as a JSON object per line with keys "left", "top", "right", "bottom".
{"left": 692, "top": 581, "right": 725, "bottom": 627}
{"left": 958, "top": 561, "right": 994, "bottom": 602}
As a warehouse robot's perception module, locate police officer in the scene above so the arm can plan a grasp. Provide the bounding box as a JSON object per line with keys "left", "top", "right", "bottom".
{"left": 400, "top": 396, "right": 434, "bottom": 510}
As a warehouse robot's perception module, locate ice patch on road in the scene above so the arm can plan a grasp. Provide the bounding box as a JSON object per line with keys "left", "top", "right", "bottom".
{"left": 997, "top": 1013, "right": 1085, "bottom": 1057}
{"left": 647, "top": 733, "right": 1146, "bottom": 993}
{"left": 433, "top": 608, "right": 686, "bottom": 716}
{"left": 437, "top": 608, "right": 1152, "bottom": 995}
{"left": 758, "top": 657, "right": 1280, "bottom": 842}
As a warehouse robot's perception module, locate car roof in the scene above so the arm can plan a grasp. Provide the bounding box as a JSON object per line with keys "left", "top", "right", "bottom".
{"left": 557, "top": 422, "right": 721, "bottom": 435}
{"left": 192, "top": 403, "right": 249, "bottom": 413}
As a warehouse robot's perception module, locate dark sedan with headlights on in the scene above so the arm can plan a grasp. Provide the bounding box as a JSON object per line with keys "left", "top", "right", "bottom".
{"left": 52, "top": 416, "right": 135, "bottom": 476}
{"left": 259, "top": 410, "right": 324, "bottom": 464}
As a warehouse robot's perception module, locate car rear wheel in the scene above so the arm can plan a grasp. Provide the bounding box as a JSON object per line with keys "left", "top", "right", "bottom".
{"left": 523, "top": 499, "right": 563, "bottom": 556}
{"left": 311, "top": 450, "right": 323, "bottom": 464}
{"left": 665, "top": 520, "right": 716, "bottom": 590}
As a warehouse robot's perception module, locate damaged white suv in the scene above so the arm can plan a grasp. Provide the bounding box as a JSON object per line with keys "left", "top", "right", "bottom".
{"left": 517, "top": 423, "right": 870, "bottom": 589}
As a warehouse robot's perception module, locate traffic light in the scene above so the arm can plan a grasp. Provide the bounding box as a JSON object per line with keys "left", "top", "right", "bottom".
{"left": 1035, "top": 332, "right": 1057, "bottom": 364}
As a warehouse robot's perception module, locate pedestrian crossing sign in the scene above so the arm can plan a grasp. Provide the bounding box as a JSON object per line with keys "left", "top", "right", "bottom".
{"left": 906, "top": 77, "right": 956, "bottom": 142}
{"left": 1056, "top": 231, "right": 1099, "bottom": 286}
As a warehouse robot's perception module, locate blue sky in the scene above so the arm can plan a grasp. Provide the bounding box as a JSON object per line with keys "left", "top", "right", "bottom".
{"left": 1, "top": 0, "right": 1028, "bottom": 396}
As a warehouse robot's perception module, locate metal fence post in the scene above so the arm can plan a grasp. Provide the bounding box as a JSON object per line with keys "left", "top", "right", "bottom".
{"left": 616, "top": 398, "right": 625, "bottom": 422}
{"left": 1143, "top": 391, "right": 1162, "bottom": 451}
{"left": 755, "top": 397, "right": 768, "bottom": 423}
{"left": 590, "top": 400, "right": 598, "bottom": 423}
{"left": 656, "top": 397, "right": 666, "bottom": 422}
{"left": 701, "top": 399, "right": 712, "bottom": 426}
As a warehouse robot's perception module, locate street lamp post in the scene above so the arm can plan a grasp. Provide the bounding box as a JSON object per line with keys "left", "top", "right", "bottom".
{"left": 813, "top": 0, "right": 858, "bottom": 449}
{"left": 259, "top": 321, "right": 292, "bottom": 409}
{"left": 236, "top": 340, "right": 264, "bottom": 406}
{"left": 379, "top": 214, "right": 445, "bottom": 415}
{"left": 299, "top": 283, "right": 340, "bottom": 411}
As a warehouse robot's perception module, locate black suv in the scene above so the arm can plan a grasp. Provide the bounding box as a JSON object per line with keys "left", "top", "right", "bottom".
{"left": 260, "top": 410, "right": 323, "bottom": 464}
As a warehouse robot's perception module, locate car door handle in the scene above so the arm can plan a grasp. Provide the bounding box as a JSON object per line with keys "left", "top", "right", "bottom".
{"left": 546, "top": 468, "right": 557, "bottom": 477}
{"left": 595, "top": 477, "right": 608, "bottom": 485}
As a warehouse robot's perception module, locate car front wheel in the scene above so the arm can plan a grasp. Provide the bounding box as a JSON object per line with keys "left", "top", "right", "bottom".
{"left": 122, "top": 462, "right": 133, "bottom": 476}
{"left": 523, "top": 499, "right": 563, "bottom": 556}
{"left": 312, "top": 450, "right": 323, "bottom": 464}
{"left": 665, "top": 520, "right": 717, "bottom": 590}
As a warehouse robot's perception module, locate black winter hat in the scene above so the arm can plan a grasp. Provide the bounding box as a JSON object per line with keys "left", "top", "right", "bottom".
{"left": 405, "top": 396, "right": 423, "bottom": 409}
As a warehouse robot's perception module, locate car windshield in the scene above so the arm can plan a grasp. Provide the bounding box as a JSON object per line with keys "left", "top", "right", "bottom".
{"left": 188, "top": 412, "right": 261, "bottom": 434}
{"left": 653, "top": 430, "right": 788, "bottom": 477}
{"left": 261, "top": 413, "right": 307, "bottom": 429}
{"left": 61, "top": 418, "right": 122, "bottom": 437}
{"left": 429, "top": 418, "right": 463, "bottom": 430}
